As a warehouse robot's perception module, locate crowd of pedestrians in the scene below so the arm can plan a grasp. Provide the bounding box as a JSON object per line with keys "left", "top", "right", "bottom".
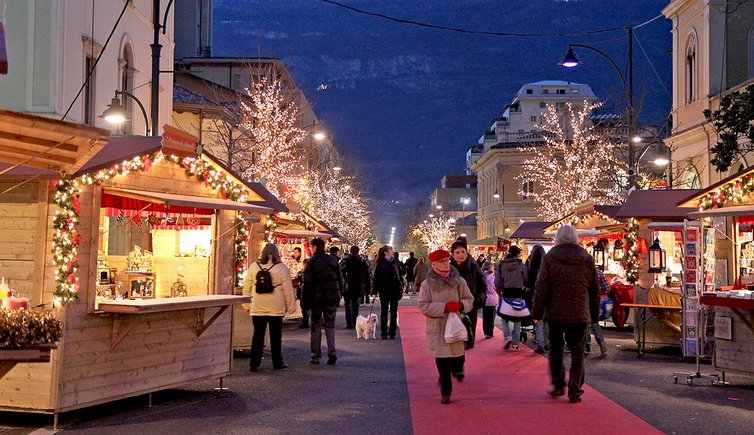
{"left": 243, "top": 226, "right": 605, "bottom": 407}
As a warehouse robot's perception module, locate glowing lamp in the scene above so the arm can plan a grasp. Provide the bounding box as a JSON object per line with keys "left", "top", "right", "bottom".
{"left": 648, "top": 238, "right": 666, "bottom": 273}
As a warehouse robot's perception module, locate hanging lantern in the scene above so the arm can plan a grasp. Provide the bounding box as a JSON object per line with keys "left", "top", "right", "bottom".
{"left": 593, "top": 240, "right": 606, "bottom": 271}
{"left": 613, "top": 240, "right": 624, "bottom": 261}
{"left": 648, "top": 238, "right": 666, "bottom": 273}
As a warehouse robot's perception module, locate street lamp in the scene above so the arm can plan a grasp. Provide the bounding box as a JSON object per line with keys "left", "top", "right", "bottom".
{"left": 313, "top": 132, "right": 326, "bottom": 141}
{"left": 99, "top": 90, "right": 150, "bottom": 136}
{"left": 561, "top": 26, "right": 635, "bottom": 187}
{"left": 460, "top": 197, "right": 470, "bottom": 231}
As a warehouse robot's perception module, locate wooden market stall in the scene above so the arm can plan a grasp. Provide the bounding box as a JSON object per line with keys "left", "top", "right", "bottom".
{"left": 509, "top": 221, "right": 553, "bottom": 255}
{"left": 677, "top": 168, "right": 754, "bottom": 379}
{"left": 614, "top": 190, "right": 699, "bottom": 354}
{"left": 0, "top": 112, "right": 282, "bottom": 423}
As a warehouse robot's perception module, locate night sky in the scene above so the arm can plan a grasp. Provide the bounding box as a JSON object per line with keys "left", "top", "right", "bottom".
{"left": 213, "top": 0, "right": 672, "bottom": 232}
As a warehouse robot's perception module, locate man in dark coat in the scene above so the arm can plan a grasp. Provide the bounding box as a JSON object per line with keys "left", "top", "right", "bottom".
{"left": 533, "top": 225, "right": 600, "bottom": 404}
{"left": 342, "top": 245, "right": 371, "bottom": 329}
{"left": 450, "top": 238, "right": 487, "bottom": 350}
{"left": 303, "top": 238, "right": 344, "bottom": 365}
{"left": 404, "top": 251, "right": 419, "bottom": 294}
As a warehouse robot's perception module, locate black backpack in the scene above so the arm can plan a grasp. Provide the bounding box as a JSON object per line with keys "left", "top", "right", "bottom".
{"left": 255, "top": 262, "right": 278, "bottom": 294}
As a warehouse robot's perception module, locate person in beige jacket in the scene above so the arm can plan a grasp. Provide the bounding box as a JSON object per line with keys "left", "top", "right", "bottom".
{"left": 243, "top": 243, "right": 296, "bottom": 372}
{"left": 418, "top": 249, "right": 474, "bottom": 404}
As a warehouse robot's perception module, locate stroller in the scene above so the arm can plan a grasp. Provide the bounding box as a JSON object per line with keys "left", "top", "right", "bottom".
{"left": 519, "top": 287, "right": 535, "bottom": 343}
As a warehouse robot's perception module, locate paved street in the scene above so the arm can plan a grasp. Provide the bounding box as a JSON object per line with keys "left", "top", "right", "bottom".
{"left": 2, "top": 297, "right": 754, "bottom": 434}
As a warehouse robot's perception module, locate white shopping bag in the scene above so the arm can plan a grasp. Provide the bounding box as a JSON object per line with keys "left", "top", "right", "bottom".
{"left": 444, "top": 312, "right": 468, "bottom": 343}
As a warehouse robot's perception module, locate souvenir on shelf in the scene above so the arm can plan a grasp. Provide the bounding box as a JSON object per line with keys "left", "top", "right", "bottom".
{"left": 142, "top": 250, "right": 154, "bottom": 271}
{"left": 170, "top": 274, "right": 188, "bottom": 298}
{"left": 127, "top": 245, "right": 144, "bottom": 271}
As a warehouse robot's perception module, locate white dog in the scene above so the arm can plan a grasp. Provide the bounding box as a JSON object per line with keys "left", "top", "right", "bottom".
{"left": 355, "top": 313, "right": 378, "bottom": 339}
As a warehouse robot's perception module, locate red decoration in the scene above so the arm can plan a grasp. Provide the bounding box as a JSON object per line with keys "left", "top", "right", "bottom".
{"left": 187, "top": 217, "right": 200, "bottom": 228}
{"left": 73, "top": 197, "right": 81, "bottom": 214}
{"left": 131, "top": 214, "right": 142, "bottom": 226}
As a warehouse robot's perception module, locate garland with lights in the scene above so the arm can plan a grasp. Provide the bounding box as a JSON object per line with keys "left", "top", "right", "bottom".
{"left": 52, "top": 153, "right": 255, "bottom": 303}
{"left": 697, "top": 173, "right": 754, "bottom": 210}
{"left": 568, "top": 211, "right": 621, "bottom": 227}
{"left": 235, "top": 214, "right": 250, "bottom": 288}
{"left": 621, "top": 218, "right": 640, "bottom": 283}
{"left": 264, "top": 214, "right": 277, "bottom": 243}
{"left": 286, "top": 212, "right": 319, "bottom": 232}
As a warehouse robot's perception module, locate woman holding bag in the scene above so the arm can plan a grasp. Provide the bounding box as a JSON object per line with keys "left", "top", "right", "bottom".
{"left": 418, "top": 249, "right": 474, "bottom": 405}
{"left": 496, "top": 245, "right": 528, "bottom": 350}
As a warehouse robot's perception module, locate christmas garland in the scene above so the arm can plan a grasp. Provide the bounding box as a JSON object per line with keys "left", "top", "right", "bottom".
{"left": 264, "top": 214, "right": 277, "bottom": 243}
{"left": 52, "top": 153, "right": 254, "bottom": 303}
{"left": 0, "top": 309, "right": 62, "bottom": 348}
{"left": 568, "top": 211, "right": 621, "bottom": 226}
{"left": 235, "top": 214, "right": 250, "bottom": 288}
{"left": 697, "top": 173, "right": 754, "bottom": 210}
{"left": 287, "top": 212, "right": 319, "bottom": 232}
{"left": 621, "top": 218, "right": 640, "bottom": 283}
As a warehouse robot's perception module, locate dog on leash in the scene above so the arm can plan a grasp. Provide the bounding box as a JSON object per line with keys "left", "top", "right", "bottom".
{"left": 355, "top": 313, "right": 378, "bottom": 339}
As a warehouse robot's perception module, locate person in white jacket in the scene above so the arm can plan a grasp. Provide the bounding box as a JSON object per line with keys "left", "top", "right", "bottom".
{"left": 244, "top": 243, "right": 296, "bottom": 372}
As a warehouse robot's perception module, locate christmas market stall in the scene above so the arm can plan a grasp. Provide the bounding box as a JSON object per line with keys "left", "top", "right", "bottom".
{"left": 0, "top": 115, "right": 281, "bottom": 422}
{"left": 614, "top": 189, "right": 699, "bottom": 355}
{"left": 509, "top": 221, "right": 553, "bottom": 255}
{"left": 677, "top": 168, "right": 754, "bottom": 379}
{"left": 546, "top": 203, "right": 633, "bottom": 327}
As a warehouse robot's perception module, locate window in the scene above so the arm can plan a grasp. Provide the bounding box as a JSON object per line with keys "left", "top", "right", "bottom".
{"left": 526, "top": 89, "right": 533, "bottom": 94}
{"left": 119, "top": 44, "right": 134, "bottom": 134}
{"left": 83, "top": 55, "right": 96, "bottom": 125}
{"left": 530, "top": 116, "right": 538, "bottom": 122}
{"left": 542, "top": 89, "right": 550, "bottom": 94}
{"left": 520, "top": 180, "right": 534, "bottom": 201}
{"left": 572, "top": 89, "right": 580, "bottom": 94}
{"left": 539, "top": 102, "right": 546, "bottom": 108}
{"left": 556, "top": 89, "right": 566, "bottom": 94}
{"left": 685, "top": 32, "right": 698, "bottom": 104}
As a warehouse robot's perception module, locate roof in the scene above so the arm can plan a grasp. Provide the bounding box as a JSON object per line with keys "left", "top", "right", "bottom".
{"left": 74, "top": 136, "right": 163, "bottom": 176}
{"left": 469, "top": 235, "right": 500, "bottom": 246}
{"left": 173, "top": 83, "right": 215, "bottom": 106}
{"left": 615, "top": 189, "right": 700, "bottom": 220}
{"left": 102, "top": 187, "right": 272, "bottom": 214}
{"left": 510, "top": 222, "right": 552, "bottom": 239}
{"left": 0, "top": 108, "right": 109, "bottom": 173}
{"left": 677, "top": 165, "right": 754, "bottom": 208}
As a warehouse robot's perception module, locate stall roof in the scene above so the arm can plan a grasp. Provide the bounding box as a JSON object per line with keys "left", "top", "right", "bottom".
{"left": 469, "top": 235, "right": 500, "bottom": 246}
{"left": 677, "top": 165, "right": 754, "bottom": 208}
{"left": 103, "top": 187, "right": 273, "bottom": 213}
{"left": 510, "top": 222, "right": 552, "bottom": 239}
{"left": 276, "top": 229, "right": 333, "bottom": 238}
{"left": 74, "top": 136, "right": 162, "bottom": 176}
{"left": 687, "top": 205, "right": 754, "bottom": 218}
{"left": 549, "top": 204, "right": 623, "bottom": 230}
{"left": 0, "top": 108, "right": 109, "bottom": 173}
{"left": 615, "top": 189, "right": 700, "bottom": 219}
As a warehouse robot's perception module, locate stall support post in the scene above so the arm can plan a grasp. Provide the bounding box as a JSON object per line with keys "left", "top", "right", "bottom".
{"left": 214, "top": 377, "right": 229, "bottom": 391}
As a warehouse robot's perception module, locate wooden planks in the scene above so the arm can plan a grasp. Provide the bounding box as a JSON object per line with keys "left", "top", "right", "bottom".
{"left": 713, "top": 306, "right": 754, "bottom": 376}
{"left": 97, "top": 295, "right": 250, "bottom": 314}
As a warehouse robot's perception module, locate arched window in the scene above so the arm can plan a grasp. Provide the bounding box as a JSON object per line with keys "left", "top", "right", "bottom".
{"left": 749, "top": 25, "right": 754, "bottom": 80}
{"left": 680, "top": 167, "right": 700, "bottom": 190}
{"left": 685, "top": 33, "right": 698, "bottom": 104}
{"left": 119, "top": 44, "right": 134, "bottom": 134}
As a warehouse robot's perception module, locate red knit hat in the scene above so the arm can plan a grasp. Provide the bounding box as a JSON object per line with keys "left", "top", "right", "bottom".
{"left": 428, "top": 249, "right": 451, "bottom": 263}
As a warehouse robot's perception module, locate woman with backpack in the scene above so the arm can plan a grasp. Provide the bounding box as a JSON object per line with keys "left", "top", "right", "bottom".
{"left": 244, "top": 243, "right": 297, "bottom": 372}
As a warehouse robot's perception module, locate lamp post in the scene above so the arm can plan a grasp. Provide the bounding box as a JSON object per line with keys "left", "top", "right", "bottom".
{"left": 460, "top": 197, "right": 470, "bottom": 233}
{"left": 100, "top": 90, "right": 150, "bottom": 136}
{"left": 561, "top": 27, "right": 635, "bottom": 188}
{"left": 493, "top": 188, "right": 507, "bottom": 236}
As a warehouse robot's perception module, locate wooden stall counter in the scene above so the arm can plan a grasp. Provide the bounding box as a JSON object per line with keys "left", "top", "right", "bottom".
{"left": 700, "top": 295, "right": 754, "bottom": 378}
{"left": 97, "top": 295, "right": 250, "bottom": 314}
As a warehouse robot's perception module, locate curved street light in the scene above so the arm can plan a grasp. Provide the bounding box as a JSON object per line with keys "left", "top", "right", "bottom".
{"left": 100, "top": 90, "right": 150, "bottom": 136}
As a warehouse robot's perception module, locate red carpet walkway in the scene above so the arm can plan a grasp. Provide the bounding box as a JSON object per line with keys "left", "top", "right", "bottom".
{"left": 399, "top": 306, "right": 661, "bottom": 435}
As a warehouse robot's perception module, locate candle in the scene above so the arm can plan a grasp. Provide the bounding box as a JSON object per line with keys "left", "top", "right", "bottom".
{"left": 2, "top": 297, "right": 29, "bottom": 310}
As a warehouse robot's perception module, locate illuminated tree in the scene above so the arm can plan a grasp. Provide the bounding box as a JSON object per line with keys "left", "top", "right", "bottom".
{"left": 241, "top": 73, "right": 307, "bottom": 198}
{"left": 517, "top": 101, "right": 625, "bottom": 220}
{"left": 411, "top": 215, "right": 456, "bottom": 251}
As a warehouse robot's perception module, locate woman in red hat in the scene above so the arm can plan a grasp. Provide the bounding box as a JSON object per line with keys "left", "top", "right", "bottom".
{"left": 418, "top": 248, "right": 474, "bottom": 404}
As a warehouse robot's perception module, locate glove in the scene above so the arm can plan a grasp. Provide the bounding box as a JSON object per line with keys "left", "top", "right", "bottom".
{"left": 444, "top": 301, "right": 463, "bottom": 313}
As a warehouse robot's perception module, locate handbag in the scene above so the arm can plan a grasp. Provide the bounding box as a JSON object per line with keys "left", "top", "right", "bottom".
{"left": 498, "top": 297, "right": 530, "bottom": 318}
{"left": 444, "top": 313, "right": 468, "bottom": 343}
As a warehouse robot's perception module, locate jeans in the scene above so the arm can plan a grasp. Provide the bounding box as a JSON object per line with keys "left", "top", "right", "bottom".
{"left": 435, "top": 356, "right": 464, "bottom": 396}
{"left": 547, "top": 322, "right": 588, "bottom": 399}
{"left": 380, "top": 296, "right": 400, "bottom": 337}
{"left": 501, "top": 320, "right": 522, "bottom": 345}
{"left": 535, "top": 321, "right": 549, "bottom": 347}
{"left": 344, "top": 296, "right": 360, "bottom": 328}
{"left": 310, "top": 305, "right": 338, "bottom": 361}
{"left": 250, "top": 316, "right": 284, "bottom": 369}
{"left": 482, "top": 306, "right": 496, "bottom": 337}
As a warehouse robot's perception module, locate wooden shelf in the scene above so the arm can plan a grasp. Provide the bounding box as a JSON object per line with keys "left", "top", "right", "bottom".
{"left": 700, "top": 296, "right": 754, "bottom": 310}
{"left": 97, "top": 295, "right": 250, "bottom": 314}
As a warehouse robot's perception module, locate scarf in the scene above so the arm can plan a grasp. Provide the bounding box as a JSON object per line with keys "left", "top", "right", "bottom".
{"left": 432, "top": 264, "right": 451, "bottom": 279}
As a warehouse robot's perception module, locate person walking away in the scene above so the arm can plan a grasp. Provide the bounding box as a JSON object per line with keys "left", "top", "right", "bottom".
{"left": 481, "top": 261, "right": 499, "bottom": 338}
{"left": 532, "top": 225, "right": 600, "bottom": 403}
{"left": 526, "top": 244, "right": 548, "bottom": 353}
{"left": 418, "top": 249, "right": 474, "bottom": 405}
{"left": 372, "top": 245, "right": 404, "bottom": 339}
{"left": 476, "top": 254, "right": 486, "bottom": 266}
{"left": 302, "top": 238, "right": 344, "bottom": 365}
{"left": 496, "top": 245, "right": 528, "bottom": 350}
{"left": 404, "top": 252, "right": 419, "bottom": 294}
{"left": 450, "top": 237, "right": 487, "bottom": 349}
{"left": 588, "top": 267, "right": 610, "bottom": 358}
{"left": 243, "top": 243, "right": 297, "bottom": 372}
{"left": 414, "top": 256, "right": 429, "bottom": 293}
{"left": 342, "top": 245, "right": 371, "bottom": 329}
{"left": 394, "top": 252, "right": 407, "bottom": 287}
{"left": 296, "top": 259, "right": 310, "bottom": 328}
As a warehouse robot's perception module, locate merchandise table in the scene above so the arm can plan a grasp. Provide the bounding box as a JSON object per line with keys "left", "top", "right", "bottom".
{"left": 621, "top": 303, "right": 682, "bottom": 358}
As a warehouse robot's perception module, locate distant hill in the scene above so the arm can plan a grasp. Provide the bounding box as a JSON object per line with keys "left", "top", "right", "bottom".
{"left": 213, "top": 0, "right": 672, "bottom": 206}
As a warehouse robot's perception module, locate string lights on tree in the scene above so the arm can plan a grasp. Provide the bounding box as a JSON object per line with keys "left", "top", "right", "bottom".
{"left": 411, "top": 215, "right": 456, "bottom": 251}
{"left": 517, "top": 101, "right": 625, "bottom": 220}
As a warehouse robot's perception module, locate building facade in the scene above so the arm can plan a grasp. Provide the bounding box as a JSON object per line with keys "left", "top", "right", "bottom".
{"left": 0, "top": 1, "right": 174, "bottom": 137}
{"left": 663, "top": 0, "right": 754, "bottom": 188}
{"left": 429, "top": 175, "right": 478, "bottom": 241}
{"left": 473, "top": 80, "right": 598, "bottom": 239}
